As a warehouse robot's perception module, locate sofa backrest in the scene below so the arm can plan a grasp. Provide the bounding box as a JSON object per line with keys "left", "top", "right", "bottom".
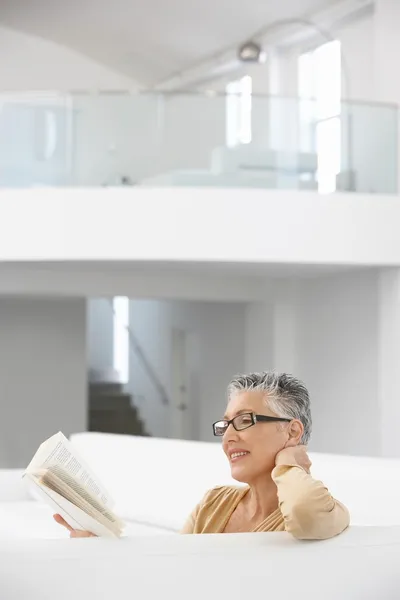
{"left": 309, "top": 451, "right": 400, "bottom": 526}
{"left": 0, "top": 469, "right": 29, "bottom": 501}
{"left": 70, "top": 432, "right": 238, "bottom": 530}
{"left": 70, "top": 432, "right": 400, "bottom": 530}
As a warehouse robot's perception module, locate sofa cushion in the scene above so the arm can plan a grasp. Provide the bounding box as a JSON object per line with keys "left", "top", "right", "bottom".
{"left": 0, "top": 502, "right": 67, "bottom": 539}
{"left": 0, "top": 501, "right": 175, "bottom": 540}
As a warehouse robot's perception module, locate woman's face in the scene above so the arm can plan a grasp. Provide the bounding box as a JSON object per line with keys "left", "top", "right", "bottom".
{"left": 222, "top": 391, "right": 292, "bottom": 484}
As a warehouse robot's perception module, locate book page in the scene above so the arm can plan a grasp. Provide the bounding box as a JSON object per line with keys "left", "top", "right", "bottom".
{"left": 39, "top": 472, "right": 122, "bottom": 536}
{"left": 25, "top": 473, "right": 119, "bottom": 538}
{"left": 41, "top": 467, "right": 123, "bottom": 533}
{"left": 26, "top": 432, "right": 114, "bottom": 508}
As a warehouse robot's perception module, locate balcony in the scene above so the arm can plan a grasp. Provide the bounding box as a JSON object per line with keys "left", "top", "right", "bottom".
{"left": 0, "top": 91, "right": 397, "bottom": 194}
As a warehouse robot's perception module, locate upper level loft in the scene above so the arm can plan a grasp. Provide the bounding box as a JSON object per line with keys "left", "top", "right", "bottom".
{"left": 2, "top": 1, "right": 400, "bottom": 274}
{"left": 1, "top": 88, "right": 397, "bottom": 195}
{"left": 1, "top": 1, "right": 399, "bottom": 196}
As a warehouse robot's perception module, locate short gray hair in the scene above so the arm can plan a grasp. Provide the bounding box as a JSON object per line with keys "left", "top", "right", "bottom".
{"left": 227, "top": 371, "right": 312, "bottom": 444}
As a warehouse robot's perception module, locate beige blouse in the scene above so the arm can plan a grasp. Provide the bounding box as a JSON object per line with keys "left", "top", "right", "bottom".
{"left": 181, "top": 464, "right": 350, "bottom": 539}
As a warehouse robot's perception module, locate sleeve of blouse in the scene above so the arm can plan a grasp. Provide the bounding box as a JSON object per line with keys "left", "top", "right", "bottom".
{"left": 271, "top": 464, "right": 350, "bottom": 540}
{"left": 180, "top": 502, "right": 201, "bottom": 534}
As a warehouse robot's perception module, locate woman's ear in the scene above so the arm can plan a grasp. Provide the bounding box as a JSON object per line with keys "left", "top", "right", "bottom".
{"left": 284, "top": 420, "right": 304, "bottom": 448}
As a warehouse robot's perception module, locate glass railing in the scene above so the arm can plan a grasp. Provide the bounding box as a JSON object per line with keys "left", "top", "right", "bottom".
{"left": 0, "top": 91, "right": 397, "bottom": 194}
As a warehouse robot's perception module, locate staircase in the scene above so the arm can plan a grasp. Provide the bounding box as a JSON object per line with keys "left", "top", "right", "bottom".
{"left": 88, "top": 382, "right": 150, "bottom": 436}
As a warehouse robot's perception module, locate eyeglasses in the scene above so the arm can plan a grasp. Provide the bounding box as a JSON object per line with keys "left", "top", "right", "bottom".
{"left": 212, "top": 412, "right": 291, "bottom": 437}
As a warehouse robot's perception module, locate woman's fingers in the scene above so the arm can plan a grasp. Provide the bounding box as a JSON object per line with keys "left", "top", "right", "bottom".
{"left": 53, "top": 513, "right": 73, "bottom": 532}
{"left": 53, "top": 514, "right": 95, "bottom": 537}
{"left": 53, "top": 515, "right": 96, "bottom": 538}
{"left": 70, "top": 529, "right": 96, "bottom": 538}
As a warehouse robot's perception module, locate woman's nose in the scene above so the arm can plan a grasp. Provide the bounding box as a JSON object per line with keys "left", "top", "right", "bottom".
{"left": 223, "top": 423, "right": 240, "bottom": 441}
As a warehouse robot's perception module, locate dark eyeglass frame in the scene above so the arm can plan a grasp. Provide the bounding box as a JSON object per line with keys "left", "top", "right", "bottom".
{"left": 212, "top": 412, "right": 291, "bottom": 436}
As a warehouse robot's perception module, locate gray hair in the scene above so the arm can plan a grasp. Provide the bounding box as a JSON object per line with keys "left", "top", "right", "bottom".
{"left": 227, "top": 371, "right": 312, "bottom": 444}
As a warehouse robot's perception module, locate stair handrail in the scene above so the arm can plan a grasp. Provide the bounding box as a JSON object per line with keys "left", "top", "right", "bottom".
{"left": 108, "top": 299, "right": 170, "bottom": 406}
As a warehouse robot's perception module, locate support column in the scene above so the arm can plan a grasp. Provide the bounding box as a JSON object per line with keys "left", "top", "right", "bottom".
{"left": 268, "top": 49, "right": 299, "bottom": 151}
{"left": 245, "top": 301, "right": 274, "bottom": 373}
{"left": 0, "top": 297, "right": 87, "bottom": 467}
{"left": 244, "top": 285, "right": 298, "bottom": 376}
{"left": 378, "top": 269, "right": 400, "bottom": 457}
{"left": 272, "top": 298, "right": 297, "bottom": 374}
{"left": 270, "top": 280, "right": 298, "bottom": 374}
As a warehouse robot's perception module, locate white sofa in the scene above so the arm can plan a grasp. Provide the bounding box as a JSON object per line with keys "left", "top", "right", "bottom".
{"left": 2, "top": 431, "right": 400, "bottom": 533}
{"left": 69, "top": 432, "right": 400, "bottom": 529}
{"left": 1, "top": 432, "right": 400, "bottom": 599}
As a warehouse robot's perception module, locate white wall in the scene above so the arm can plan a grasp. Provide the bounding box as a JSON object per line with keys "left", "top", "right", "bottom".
{"left": 264, "top": 13, "right": 375, "bottom": 102}
{"left": 339, "top": 14, "right": 375, "bottom": 102}
{"left": 128, "top": 299, "right": 246, "bottom": 441}
{"left": 295, "top": 271, "right": 380, "bottom": 456}
{"left": 0, "top": 297, "right": 87, "bottom": 467}
{"left": 0, "top": 26, "right": 135, "bottom": 90}
{"left": 378, "top": 269, "right": 400, "bottom": 458}
{"left": 84, "top": 269, "right": 399, "bottom": 459}
{"left": 338, "top": 12, "right": 396, "bottom": 194}
{"left": 2, "top": 187, "right": 400, "bottom": 266}
{"left": 124, "top": 275, "right": 380, "bottom": 453}
{"left": 244, "top": 271, "right": 386, "bottom": 457}
{"left": 374, "top": 0, "right": 400, "bottom": 105}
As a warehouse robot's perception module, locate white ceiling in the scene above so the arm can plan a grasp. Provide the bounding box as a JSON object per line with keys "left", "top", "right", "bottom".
{"left": 0, "top": 0, "right": 342, "bottom": 86}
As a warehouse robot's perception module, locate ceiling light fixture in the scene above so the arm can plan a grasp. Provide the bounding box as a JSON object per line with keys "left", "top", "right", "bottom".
{"left": 237, "top": 41, "right": 267, "bottom": 64}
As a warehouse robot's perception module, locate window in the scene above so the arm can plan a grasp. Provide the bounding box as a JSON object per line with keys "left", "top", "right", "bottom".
{"left": 113, "top": 296, "right": 129, "bottom": 384}
{"left": 226, "top": 75, "right": 252, "bottom": 147}
{"left": 298, "top": 40, "right": 341, "bottom": 194}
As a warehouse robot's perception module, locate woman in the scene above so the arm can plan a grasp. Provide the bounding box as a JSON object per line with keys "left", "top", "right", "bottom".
{"left": 55, "top": 371, "right": 350, "bottom": 539}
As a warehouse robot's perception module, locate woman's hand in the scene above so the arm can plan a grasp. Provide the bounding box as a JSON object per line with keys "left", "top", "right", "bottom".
{"left": 53, "top": 514, "right": 97, "bottom": 538}
{"left": 275, "top": 445, "right": 312, "bottom": 473}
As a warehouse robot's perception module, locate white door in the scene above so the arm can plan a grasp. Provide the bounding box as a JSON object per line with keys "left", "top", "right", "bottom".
{"left": 170, "top": 328, "right": 191, "bottom": 439}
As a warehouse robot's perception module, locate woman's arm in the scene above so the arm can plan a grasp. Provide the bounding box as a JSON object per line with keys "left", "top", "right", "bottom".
{"left": 272, "top": 450, "right": 350, "bottom": 540}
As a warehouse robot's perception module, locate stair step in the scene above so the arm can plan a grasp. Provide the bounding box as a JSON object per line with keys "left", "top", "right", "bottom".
{"left": 89, "top": 393, "right": 132, "bottom": 410}
{"left": 89, "top": 408, "right": 149, "bottom": 436}
{"left": 89, "top": 382, "right": 125, "bottom": 395}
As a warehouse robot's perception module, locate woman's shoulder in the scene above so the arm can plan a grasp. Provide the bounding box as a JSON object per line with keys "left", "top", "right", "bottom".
{"left": 201, "top": 485, "right": 246, "bottom": 506}
{"left": 181, "top": 485, "right": 248, "bottom": 534}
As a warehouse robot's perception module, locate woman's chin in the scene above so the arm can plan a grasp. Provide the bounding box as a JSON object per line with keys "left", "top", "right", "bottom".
{"left": 230, "top": 465, "right": 250, "bottom": 483}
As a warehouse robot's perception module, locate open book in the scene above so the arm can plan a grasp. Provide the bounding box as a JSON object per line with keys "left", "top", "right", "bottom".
{"left": 23, "top": 432, "right": 124, "bottom": 538}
